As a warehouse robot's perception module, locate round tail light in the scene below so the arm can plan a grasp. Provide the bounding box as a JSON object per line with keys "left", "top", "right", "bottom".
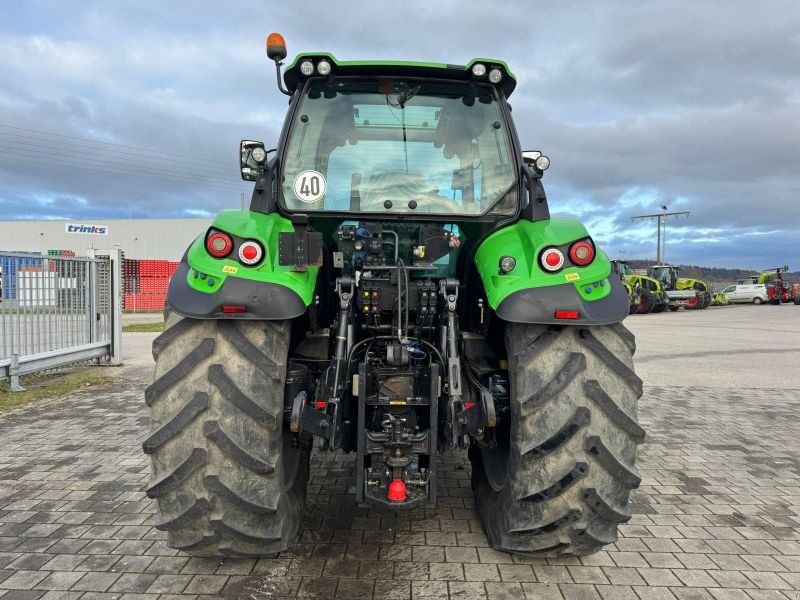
{"left": 206, "top": 232, "right": 233, "bottom": 258}
{"left": 540, "top": 248, "right": 565, "bottom": 272}
{"left": 238, "top": 240, "right": 264, "bottom": 266}
{"left": 569, "top": 241, "right": 595, "bottom": 266}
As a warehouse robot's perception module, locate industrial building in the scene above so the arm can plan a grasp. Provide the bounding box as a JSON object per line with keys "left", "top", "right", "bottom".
{"left": 0, "top": 218, "right": 213, "bottom": 259}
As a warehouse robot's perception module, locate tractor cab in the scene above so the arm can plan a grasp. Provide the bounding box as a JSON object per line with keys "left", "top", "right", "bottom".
{"left": 611, "top": 259, "right": 633, "bottom": 279}
{"left": 648, "top": 265, "right": 679, "bottom": 290}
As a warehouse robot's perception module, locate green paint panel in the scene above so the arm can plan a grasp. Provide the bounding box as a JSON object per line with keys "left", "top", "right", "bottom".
{"left": 474, "top": 218, "right": 613, "bottom": 309}
{"left": 184, "top": 209, "right": 319, "bottom": 305}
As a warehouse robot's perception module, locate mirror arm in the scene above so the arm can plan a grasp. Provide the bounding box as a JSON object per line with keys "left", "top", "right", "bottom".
{"left": 274, "top": 60, "right": 292, "bottom": 97}
{"left": 520, "top": 166, "right": 550, "bottom": 222}
{"left": 250, "top": 158, "right": 278, "bottom": 214}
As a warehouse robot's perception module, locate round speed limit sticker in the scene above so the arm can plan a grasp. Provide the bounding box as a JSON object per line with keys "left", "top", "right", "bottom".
{"left": 293, "top": 170, "right": 326, "bottom": 203}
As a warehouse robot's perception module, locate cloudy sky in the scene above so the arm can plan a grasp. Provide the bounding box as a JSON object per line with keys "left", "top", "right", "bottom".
{"left": 1, "top": 0, "right": 798, "bottom": 268}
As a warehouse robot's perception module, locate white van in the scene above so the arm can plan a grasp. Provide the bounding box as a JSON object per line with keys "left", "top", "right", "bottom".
{"left": 720, "top": 283, "right": 769, "bottom": 304}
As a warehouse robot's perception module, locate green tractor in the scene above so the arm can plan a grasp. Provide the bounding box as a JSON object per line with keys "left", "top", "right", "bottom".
{"left": 648, "top": 265, "right": 711, "bottom": 310}
{"left": 143, "top": 34, "right": 644, "bottom": 558}
{"left": 610, "top": 259, "right": 640, "bottom": 313}
{"left": 613, "top": 260, "right": 668, "bottom": 314}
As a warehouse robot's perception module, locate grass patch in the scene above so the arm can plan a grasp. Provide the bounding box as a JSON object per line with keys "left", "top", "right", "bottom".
{"left": 0, "top": 369, "right": 114, "bottom": 414}
{"left": 123, "top": 322, "right": 164, "bottom": 333}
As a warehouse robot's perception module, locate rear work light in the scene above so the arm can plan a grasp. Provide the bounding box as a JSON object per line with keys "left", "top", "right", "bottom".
{"left": 569, "top": 240, "right": 595, "bottom": 266}
{"left": 238, "top": 240, "right": 264, "bottom": 266}
{"left": 206, "top": 232, "right": 233, "bottom": 258}
{"left": 540, "top": 247, "right": 565, "bottom": 272}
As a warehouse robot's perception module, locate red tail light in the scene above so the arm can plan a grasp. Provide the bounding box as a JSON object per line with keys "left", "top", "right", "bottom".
{"left": 206, "top": 232, "right": 233, "bottom": 258}
{"left": 238, "top": 240, "right": 264, "bottom": 266}
{"left": 569, "top": 240, "right": 595, "bottom": 266}
{"left": 540, "top": 248, "right": 565, "bottom": 272}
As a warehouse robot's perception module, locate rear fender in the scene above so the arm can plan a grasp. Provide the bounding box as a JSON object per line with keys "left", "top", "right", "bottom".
{"left": 167, "top": 210, "right": 319, "bottom": 319}
{"left": 474, "top": 218, "right": 628, "bottom": 325}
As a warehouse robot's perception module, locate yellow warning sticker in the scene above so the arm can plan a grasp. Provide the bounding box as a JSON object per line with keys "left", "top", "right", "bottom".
{"left": 389, "top": 401, "right": 407, "bottom": 406}
{"left": 222, "top": 265, "right": 238, "bottom": 274}
{"left": 565, "top": 272, "right": 580, "bottom": 281}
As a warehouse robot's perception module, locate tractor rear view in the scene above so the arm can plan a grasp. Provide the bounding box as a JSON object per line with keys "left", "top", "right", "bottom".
{"left": 616, "top": 262, "right": 668, "bottom": 314}
{"left": 649, "top": 265, "right": 711, "bottom": 311}
{"left": 142, "top": 34, "right": 644, "bottom": 558}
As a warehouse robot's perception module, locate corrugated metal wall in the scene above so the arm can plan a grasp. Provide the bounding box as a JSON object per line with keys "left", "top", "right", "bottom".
{"left": 0, "top": 218, "right": 214, "bottom": 260}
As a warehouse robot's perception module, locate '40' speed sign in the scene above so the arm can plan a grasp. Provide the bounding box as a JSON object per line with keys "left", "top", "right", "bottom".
{"left": 293, "top": 170, "right": 326, "bottom": 203}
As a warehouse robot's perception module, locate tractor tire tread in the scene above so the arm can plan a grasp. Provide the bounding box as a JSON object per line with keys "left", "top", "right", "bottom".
{"left": 521, "top": 353, "right": 586, "bottom": 414}
{"left": 143, "top": 311, "right": 309, "bottom": 556}
{"left": 471, "top": 323, "right": 643, "bottom": 556}
{"left": 584, "top": 380, "right": 646, "bottom": 442}
{"left": 142, "top": 392, "right": 209, "bottom": 454}
{"left": 145, "top": 338, "right": 215, "bottom": 406}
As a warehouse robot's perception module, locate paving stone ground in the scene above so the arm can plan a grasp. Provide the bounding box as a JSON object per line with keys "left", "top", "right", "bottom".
{"left": 1, "top": 330, "right": 800, "bottom": 599}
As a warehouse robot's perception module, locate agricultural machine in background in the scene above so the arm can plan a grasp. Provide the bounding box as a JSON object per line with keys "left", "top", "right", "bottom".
{"left": 712, "top": 290, "right": 730, "bottom": 306}
{"left": 737, "top": 267, "right": 791, "bottom": 304}
{"left": 612, "top": 261, "right": 668, "bottom": 314}
{"left": 610, "top": 260, "right": 639, "bottom": 312}
{"left": 142, "top": 34, "right": 644, "bottom": 558}
{"left": 648, "top": 265, "right": 711, "bottom": 310}
{"left": 791, "top": 283, "right": 800, "bottom": 305}
{"left": 757, "top": 266, "right": 790, "bottom": 304}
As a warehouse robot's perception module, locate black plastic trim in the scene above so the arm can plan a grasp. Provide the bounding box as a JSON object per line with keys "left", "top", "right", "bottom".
{"left": 166, "top": 261, "right": 307, "bottom": 320}
{"left": 495, "top": 272, "right": 629, "bottom": 325}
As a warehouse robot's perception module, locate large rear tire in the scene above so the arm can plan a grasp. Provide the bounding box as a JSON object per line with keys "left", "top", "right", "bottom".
{"left": 143, "top": 310, "right": 309, "bottom": 557}
{"left": 635, "top": 292, "right": 654, "bottom": 314}
{"left": 471, "top": 323, "right": 644, "bottom": 556}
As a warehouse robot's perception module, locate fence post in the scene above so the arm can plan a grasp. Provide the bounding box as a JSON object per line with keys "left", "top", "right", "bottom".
{"left": 86, "top": 249, "right": 99, "bottom": 346}
{"left": 10, "top": 353, "right": 24, "bottom": 392}
{"left": 110, "top": 248, "right": 123, "bottom": 365}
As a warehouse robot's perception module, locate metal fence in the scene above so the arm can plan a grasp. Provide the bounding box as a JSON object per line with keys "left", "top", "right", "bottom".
{"left": 0, "top": 249, "right": 122, "bottom": 390}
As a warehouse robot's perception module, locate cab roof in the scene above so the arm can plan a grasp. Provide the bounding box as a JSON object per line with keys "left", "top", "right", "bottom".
{"left": 283, "top": 53, "right": 517, "bottom": 98}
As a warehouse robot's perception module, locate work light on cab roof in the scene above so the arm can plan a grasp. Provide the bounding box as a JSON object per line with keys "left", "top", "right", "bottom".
{"left": 263, "top": 32, "right": 517, "bottom": 98}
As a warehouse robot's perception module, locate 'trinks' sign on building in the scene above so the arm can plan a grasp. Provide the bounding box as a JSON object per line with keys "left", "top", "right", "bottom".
{"left": 65, "top": 224, "right": 109, "bottom": 235}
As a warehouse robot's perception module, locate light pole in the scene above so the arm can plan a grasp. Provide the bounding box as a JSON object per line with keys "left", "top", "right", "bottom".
{"left": 631, "top": 207, "right": 690, "bottom": 264}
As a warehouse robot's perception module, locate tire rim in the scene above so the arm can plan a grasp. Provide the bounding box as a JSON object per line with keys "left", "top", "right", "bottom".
{"left": 282, "top": 432, "right": 303, "bottom": 489}
{"left": 479, "top": 421, "right": 511, "bottom": 492}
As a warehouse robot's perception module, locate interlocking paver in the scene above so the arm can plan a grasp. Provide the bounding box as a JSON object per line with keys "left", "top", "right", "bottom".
{"left": 522, "top": 581, "right": 566, "bottom": 599}
{"left": 559, "top": 583, "right": 603, "bottom": 599}
{"left": 69, "top": 571, "right": 121, "bottom": 592}
{"left": 0, "top": 570, "right": 49, "bottom": 590}
{"left": 33, "top": 572, "right": 84, "bottom": 591}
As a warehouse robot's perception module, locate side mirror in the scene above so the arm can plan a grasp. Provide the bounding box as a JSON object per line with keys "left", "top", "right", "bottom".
{"left": 521, "top": 150, "right": 541, "bottom": 166}
{"left": 240, "top": 140, "right": 271, "bottom": 182}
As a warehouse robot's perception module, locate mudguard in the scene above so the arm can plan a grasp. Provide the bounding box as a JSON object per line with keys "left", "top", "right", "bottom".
{"left": 166, "top": 210, "right": 319, "bottom": 320}
{"left": 475, "top": 218, "right": 628, "bottom": 325}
